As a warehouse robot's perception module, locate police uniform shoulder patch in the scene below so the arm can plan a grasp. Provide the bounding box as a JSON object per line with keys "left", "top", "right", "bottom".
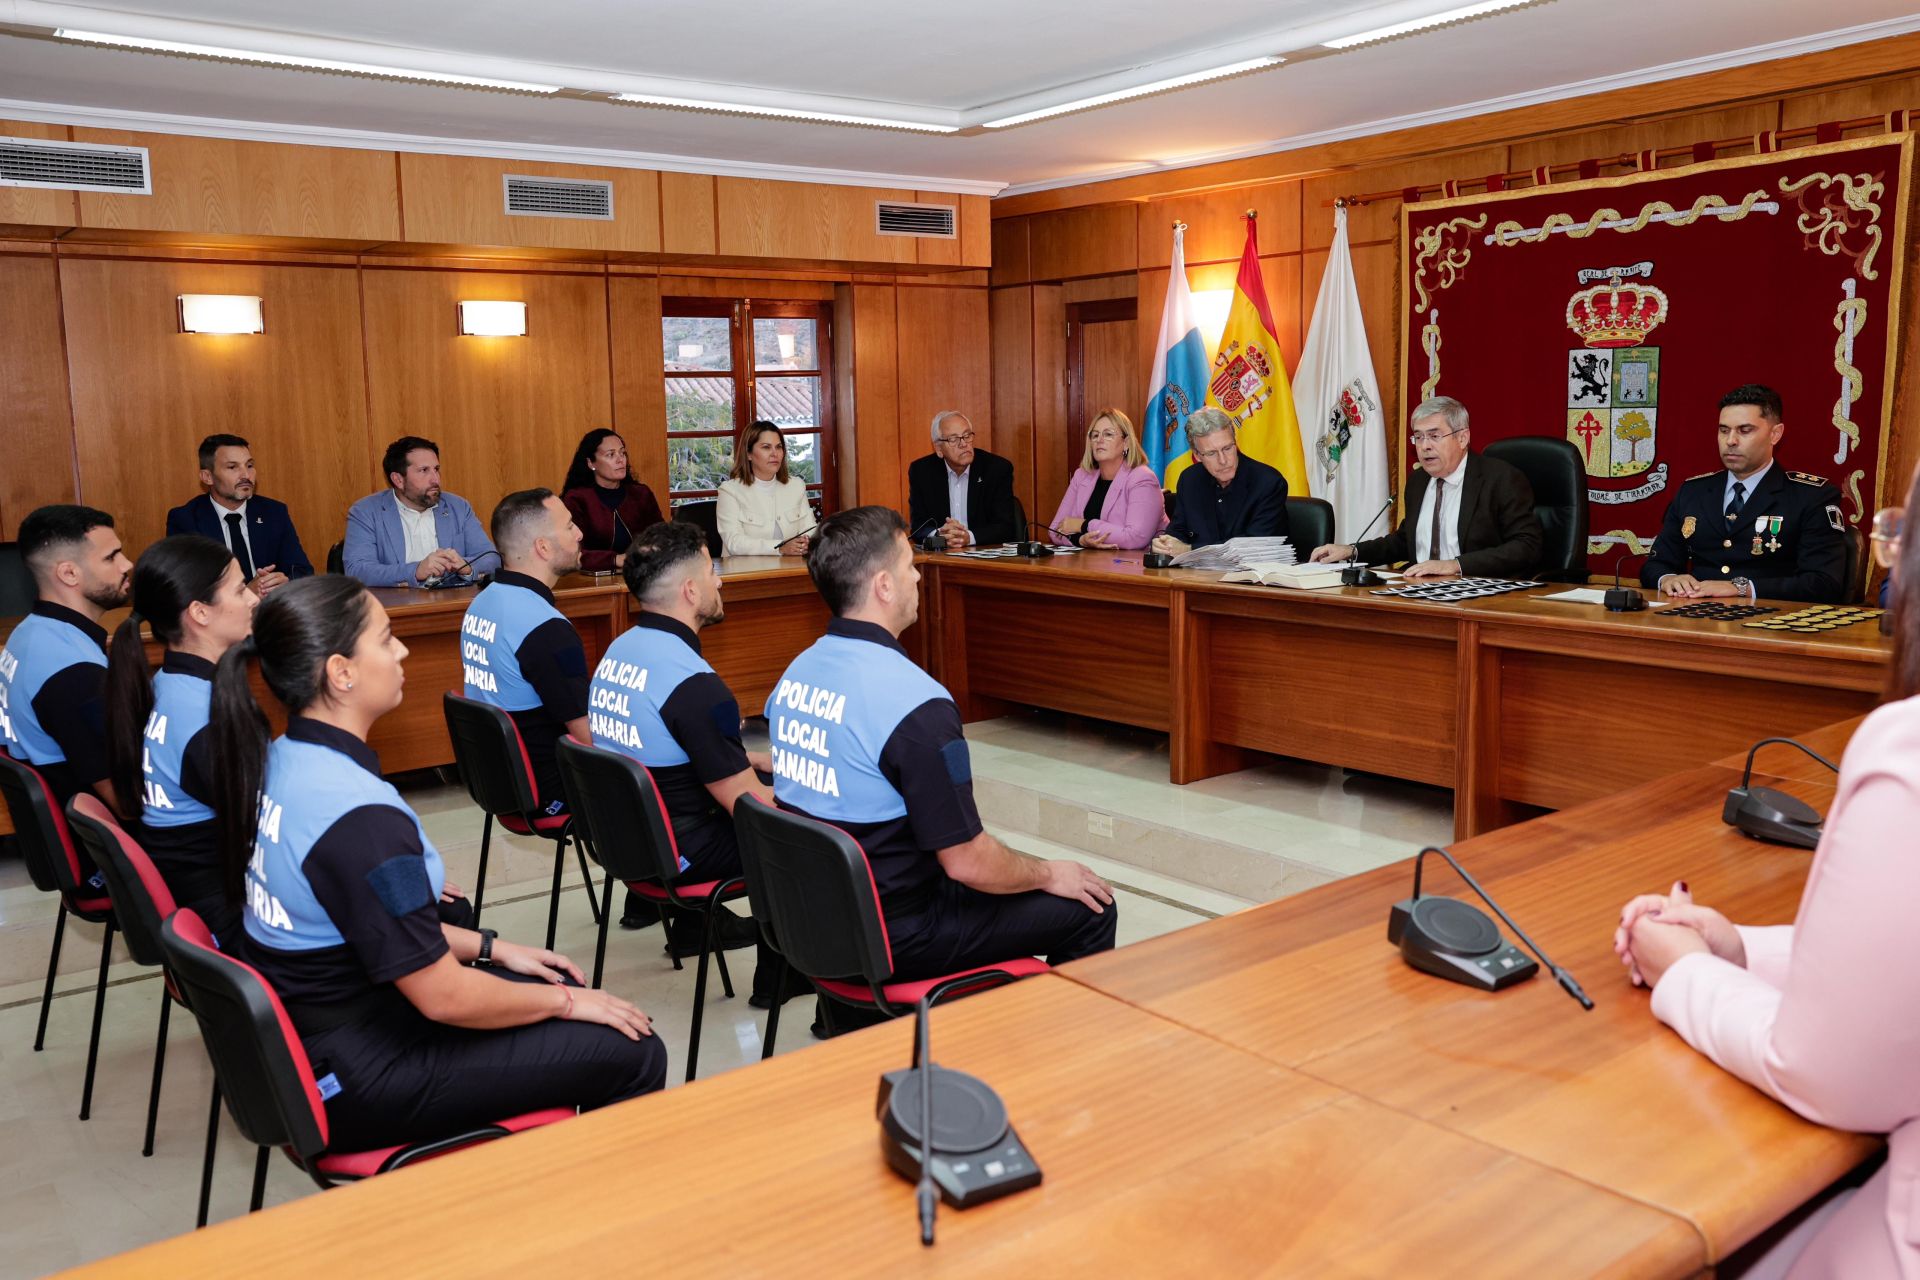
{"left": 1788, "top": 471, "right": 1830, "bottom": 486}
{"left": 1681, "top": 515, "right": 1696, "bottom": 538}
{"left": 1827, "top": 504, "right": 1845, "bottom": 532}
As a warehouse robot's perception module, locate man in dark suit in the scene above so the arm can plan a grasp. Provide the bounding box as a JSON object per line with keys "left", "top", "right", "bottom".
{"left": 907, "top": 411, "right": 1022, "bottom": 548}
{"left": 1309, "top": 396, "right": 1542, "bottom": 578}
{"left": 165, "top": 434, "right": 313, "bottom": 594}
{"left": 1640, "top": 384, "right": 1847, "bottom": 603}
{"left": 1151, "top": 406, "right": 1289, "bottom": 553}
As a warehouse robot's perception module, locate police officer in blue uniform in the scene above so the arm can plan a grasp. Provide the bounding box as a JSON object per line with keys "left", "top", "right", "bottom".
{"left": 771, "top": 506, "right": 1118, "bottom": 983}
{"left": 588, "top": 521, "right": 771, "bottom": 973}
{"left": 104, "top": 537, "right": 258, "bottom": 945}
{"left": 460, "top": 489, "right": 592, "bottom": 815}
{"left": 1, "top": 505, "right": 132, "bottom": 814}
{"left": 1641, "top": 384, "right": 1849, "bottom": 603}
{"left": 208, "top": 576, "right": 664, "bottom": 1150}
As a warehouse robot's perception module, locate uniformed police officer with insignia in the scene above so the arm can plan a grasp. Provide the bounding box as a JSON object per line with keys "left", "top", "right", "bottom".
{"left": 1641, "top": 384, "right": 1848, "bottom": 603}
{"left": 586, "top": 520, "right": 770, "bottom": 974}
{"left": 0, "top": 505, "right": 133, "bottom": 814}
{"left": 770, "top": 506, "right": 1118, "bottom": 984}
{"left": 460, "top": 489, "right": 591, "bottom": 816}
{"left": 211, "top": 576, "right": 665, "bottom": 1151}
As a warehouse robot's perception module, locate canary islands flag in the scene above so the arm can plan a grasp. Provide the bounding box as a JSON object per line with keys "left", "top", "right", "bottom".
{"left": 1142, "top": 224, "right": 1209, "bottom": 485}
{"left": 1184, "top": 215, "right": 1308, "bottom": 494}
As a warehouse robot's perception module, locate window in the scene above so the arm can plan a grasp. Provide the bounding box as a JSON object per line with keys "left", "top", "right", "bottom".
{"left": 662, "top": 298, "right": 835, "bottom": 509}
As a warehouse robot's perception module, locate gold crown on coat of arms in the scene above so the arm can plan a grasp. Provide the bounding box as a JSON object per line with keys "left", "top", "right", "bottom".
{"left": 1565, "top": 277, "right": 1669, "bottom": 348}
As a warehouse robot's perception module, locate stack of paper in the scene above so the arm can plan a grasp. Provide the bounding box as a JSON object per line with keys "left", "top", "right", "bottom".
{"left": 1172, "top": 537, "right": 1297, "bottom": 572}
{"left": 1220, "top": 561, "right": 1346, "bottom": 590}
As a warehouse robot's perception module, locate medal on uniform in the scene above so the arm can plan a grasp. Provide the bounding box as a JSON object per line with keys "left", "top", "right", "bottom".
{"left": 1765, "top": 515, "right": 1783, "bottom": 553}
{"left": 1751, "top": 514, "right": 1765, "bottom": 556}
{"left": 1681, "top": 515, "right": 1696, "bottom": 539}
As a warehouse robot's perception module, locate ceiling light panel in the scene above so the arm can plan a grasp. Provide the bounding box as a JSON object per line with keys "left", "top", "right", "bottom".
{"left": 53, "top": 28, "right": 562, "bottom": 92}
{"left": 1321, "top": 0, "right": 1538, "bottom": 50}
{"left": 979, "top": 56, "right": 1283, "bottom": 129}
{"left": 611, "top": 93, "right": 957, "bottom": 132}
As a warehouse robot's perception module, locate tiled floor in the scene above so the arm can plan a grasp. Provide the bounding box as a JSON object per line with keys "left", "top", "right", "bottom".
{"left": 0, "top": 712, "right": 1451, "bottom": 1277}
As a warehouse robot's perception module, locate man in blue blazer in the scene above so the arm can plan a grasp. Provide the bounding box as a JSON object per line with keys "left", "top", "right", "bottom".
{"left": 165, "top": 434, "right": 314, "bottom": 594}
{"left": 344, "top": 435, "right": 497, "bottom": 587}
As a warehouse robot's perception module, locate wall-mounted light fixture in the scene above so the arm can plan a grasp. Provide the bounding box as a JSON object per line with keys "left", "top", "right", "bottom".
{"left": 177, "top": 294, "right": 264, "bottom": 334}
{"left": 1191, "top": 289, "right": 1234, "bottom": 356}
{"left": 458, "top": 300, "right": 528, "bottom": 337}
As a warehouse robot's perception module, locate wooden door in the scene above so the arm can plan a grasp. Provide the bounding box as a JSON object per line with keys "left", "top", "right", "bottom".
{"left": 1057, "top": 298, "right": 1138, "bottom": 524}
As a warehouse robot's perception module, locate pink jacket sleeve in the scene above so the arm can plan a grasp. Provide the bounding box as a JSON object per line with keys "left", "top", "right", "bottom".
{"left": 1649, "top": 699, "right": 1920, "bottom": 1139}
{"left": 1047, "top": 470, "right": 1091, "bottom": 545}
{"left": 1085, "top": 465, "right": 1169, "bottom": 550}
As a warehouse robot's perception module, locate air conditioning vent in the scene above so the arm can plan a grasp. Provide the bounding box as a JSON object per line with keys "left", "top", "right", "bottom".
{"left": 876, "top": 200, "right": 956, "bottom": 238}
{"left": 0, "top": 136, "right": 151, "bottom": 194}
{"left": 503, "top": 173, "right": 614, "bottom": 220}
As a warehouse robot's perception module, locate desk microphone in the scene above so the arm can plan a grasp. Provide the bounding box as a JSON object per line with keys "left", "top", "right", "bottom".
{"left": 1723, "top": 736, "right": 1837, "bottom": 849}
{"left": 423, "top": 548, "right": 500, "bottom": 589}
{"left": 1605, "top": 549, "right": 1648, "bottom": 612}
{"left": 1015, "top": 521, "right": 1062, "bottom": 559}
{"left": 1388, "top": 845, "right": 1592, "bottom": 1009}
{"left": 907, "top": 516, "right": 945, "bottom": 553}
{"left": 1341, "top": 497, "right": 1395, "bottom": 587}
{"left": 877, "top": 994, "right": 1041, "bottom": 1242}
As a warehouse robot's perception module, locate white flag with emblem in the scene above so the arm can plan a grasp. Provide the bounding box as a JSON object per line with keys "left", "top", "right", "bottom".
{"left": 1293, "top": 205, "right": 1389, "bottom": 541}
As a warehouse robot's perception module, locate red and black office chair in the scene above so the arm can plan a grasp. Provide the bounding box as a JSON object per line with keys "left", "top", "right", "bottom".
{"left": 0, "top": 753, "right": 118, "bottom": 1121}
{"left": 442, "top": 693, "right": 601, "bottom": 949}
{"left": 65, "top": 795, "right": 227, "bottom": 1226}
{"left": 556, "top": 736, "right": 742, "bottom": 1083}
{"left": 732, "top": 795, "right": 1047, "bottom": 1058}
{"left": 159, "top": 908, "right": 574, "bottom": 1216}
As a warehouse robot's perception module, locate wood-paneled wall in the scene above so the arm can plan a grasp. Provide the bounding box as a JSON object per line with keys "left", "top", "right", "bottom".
{"left": 0, "top": 246, "right": 991, "bottom": 555}
{"left": 989, "top": 44, "right": 1920, "bottom": 534}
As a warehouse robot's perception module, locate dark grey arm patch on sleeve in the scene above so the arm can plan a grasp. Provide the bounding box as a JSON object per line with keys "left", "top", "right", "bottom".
{"left": 364, "top": 856, "right": 434, "bottom": 918}
{"left": 940, "top": 738, "right": 972, "bottom": 786}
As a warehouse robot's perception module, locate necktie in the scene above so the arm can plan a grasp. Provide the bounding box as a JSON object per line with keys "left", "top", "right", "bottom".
{"left": 224, "top": 511, "right": 255, "bottom": 580}
{"left": 1427, "top": 478, "right": 1445, "bottom": 562}
{"left": 1725, "top": 481, "right": 1746, "bottom": 524}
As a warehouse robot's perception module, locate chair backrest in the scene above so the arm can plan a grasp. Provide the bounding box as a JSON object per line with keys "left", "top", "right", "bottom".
{"left": 1010, "top": 494, "right": 1029, "bottom": 545}
{"left": 0, "top": 751, "right": 89, "bottom": 899}
{"left": 442, "top": 693, "right": 540, "bottom": 819}
{"left": 0, "top": 542, "right": 33, "bottom": 617}
{"left": 1842, "top": 527, "right": 1865, "bottom": 604}
{"left": 161, "top": 908, "right": 330, "bottom": 1161}
{"left": 1285, "top": 496, "right": 1335, "bottom": 551}
{"left": 673, "top": 500, "right": 723, "bottom": 558}
{"left": 325, "top": 541, "right": 344, "bottom": 574}
{"left": 733, "top": 795, "right": 893, "bottom": 985}
{"left": 66, "top": 795, "right": 177, "bottom": 968}
{"left": 1482, "top": 436, "right": 1589, "bottom": 581}
{"left": 554, "top": 737, "right": 683, "bottom": 885}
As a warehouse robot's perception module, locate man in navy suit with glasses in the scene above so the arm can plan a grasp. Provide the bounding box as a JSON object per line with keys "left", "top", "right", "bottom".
{"left": 165, "top": 433, "right": 313, "bottom": 595}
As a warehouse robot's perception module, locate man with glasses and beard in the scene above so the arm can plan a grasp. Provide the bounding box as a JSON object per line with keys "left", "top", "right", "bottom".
{"left": 1309, "top": 396, "right": 1542, "bottom": 579}
{"left": 907, "top": 411, "right": 1023, "bottom": 549}
{"left": 1, "top": 505, "right": 134, "bottom": 812}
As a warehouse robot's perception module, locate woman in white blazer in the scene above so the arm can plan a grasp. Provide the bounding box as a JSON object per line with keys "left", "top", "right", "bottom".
{"left": 716, "top": 421, "right": 815, "bottom": 557}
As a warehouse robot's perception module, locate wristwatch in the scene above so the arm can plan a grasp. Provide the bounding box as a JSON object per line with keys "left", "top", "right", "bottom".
{"left": 476, "top": 928, "right": 498, "bottom": 966}
{"left": 1731, "top": 576, "right": 1754, "bottom": 600}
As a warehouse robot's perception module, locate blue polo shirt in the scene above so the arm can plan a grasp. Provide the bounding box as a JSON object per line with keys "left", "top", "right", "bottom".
{"left": 0, "top": 602, "right": 111, "bottom": 808}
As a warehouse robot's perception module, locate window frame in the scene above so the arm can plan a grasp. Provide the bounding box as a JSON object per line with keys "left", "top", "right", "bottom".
{"left": 662, "top": 296, "right": 836, "bottom": 510}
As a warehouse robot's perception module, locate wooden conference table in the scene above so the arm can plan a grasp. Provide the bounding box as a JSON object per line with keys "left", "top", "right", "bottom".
{"left": 921, "top": 550, "right": 1889, "bottom": 837}
{"left": 63, "top": 715, "right": 1873, "bottom": 1278}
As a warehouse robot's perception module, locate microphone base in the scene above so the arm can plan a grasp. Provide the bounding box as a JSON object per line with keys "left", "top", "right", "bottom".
{"left": 1388, "top": 896, "right": 1538, "bottom": 991}
{"left": 1012, "top": 541, "right": 1054, "bottom": 559}
{"left": 878, "top": 1066, "right": 1042, "bottom": 1208}
{"left": 1722, "top": 786, "right": 1823, "bottom": 849}
{"left": 1341, "top": 565, "right": 1383, "bottom": 587}
{"left": 1142, "top": 552, "right": 1176, "bottom": 569}
{"left": 1603, "top": 587, "right": 1648, "bottom": 611}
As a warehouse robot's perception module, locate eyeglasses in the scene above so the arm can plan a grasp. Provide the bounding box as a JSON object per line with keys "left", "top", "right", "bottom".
{"left": 936, "top": 431, "right": 976, "bottom": 447}
{"left": 1087, "top": 429, "right": 1122, "bottom": 441}
{"left": 1409, "top": 426, "right": 1466, "bottom": 446}
{"left": 1870, "top": 506, "right": 1904, "bottom": 570}
{"left": 1193, "top": 441, "right": 1238, "bottom": 464}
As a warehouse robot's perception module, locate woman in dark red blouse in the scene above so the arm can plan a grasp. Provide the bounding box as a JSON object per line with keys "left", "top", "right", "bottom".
{"left": 560, "top": 429, "right": 664, "bottom": 571}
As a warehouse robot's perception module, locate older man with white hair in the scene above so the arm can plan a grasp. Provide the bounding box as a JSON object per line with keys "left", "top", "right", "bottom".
{"left": 1309, "top": 396, "right": 1542, "bottom": 579}
{"left": 1151, "top": 406, "right": 1290, "bottom": 556}
{"left": 906, "top": 410, "right": 1023, "bottom": 549}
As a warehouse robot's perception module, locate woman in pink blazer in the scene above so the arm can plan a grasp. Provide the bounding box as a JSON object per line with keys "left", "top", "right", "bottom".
{"left": 1616, "top": 469, "right": 1918, "bottom": 1279}
{"left": 1047, "top": 408, "right": 1167, "bottom": 550}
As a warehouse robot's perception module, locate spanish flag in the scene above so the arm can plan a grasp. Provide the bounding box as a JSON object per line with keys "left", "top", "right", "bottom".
{"left": 1177, "top": 214, "right": 1309, "bottom": 494}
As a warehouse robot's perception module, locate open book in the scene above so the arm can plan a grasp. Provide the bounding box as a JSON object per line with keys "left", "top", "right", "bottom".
{"left": 1218, "top": 560, "right": 1347, "bottom": 590}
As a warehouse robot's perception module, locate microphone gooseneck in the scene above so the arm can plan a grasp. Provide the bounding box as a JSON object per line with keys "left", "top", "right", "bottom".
{"left": 1346, "top": 497, "right": 1394, "bottom": 565}
{"left": 1414, "top": 845, "right": 1593, "bottom": 1010}
{"left": 915, "top": 995, "right": 936, "bottom": 1246}
{"left": 1739, "top": 737, "right": 1840, "bottom": 789}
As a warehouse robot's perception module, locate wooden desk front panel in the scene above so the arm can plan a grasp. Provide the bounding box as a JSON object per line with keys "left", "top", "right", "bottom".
{"left": 1478, "top": 627, "right": 1881, "bottom": 815}
{"left": 1188, "top": 592, "right": 1458, "bottom": 786}
{"left": 943, "top": 581, "right": 1172, "bottom": 731}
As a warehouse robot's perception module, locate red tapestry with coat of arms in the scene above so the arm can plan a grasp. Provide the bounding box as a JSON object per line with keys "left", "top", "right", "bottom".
{"left": 1399, "top": 134, "right": 1913, "bottom": 555}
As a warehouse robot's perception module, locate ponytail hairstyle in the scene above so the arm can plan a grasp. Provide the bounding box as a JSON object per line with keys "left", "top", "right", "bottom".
{"left": 106, "top": 537, "right": 236, "bottom": 822}
{"left": 211, "top": 576, "right": 374, "bottom": 905}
